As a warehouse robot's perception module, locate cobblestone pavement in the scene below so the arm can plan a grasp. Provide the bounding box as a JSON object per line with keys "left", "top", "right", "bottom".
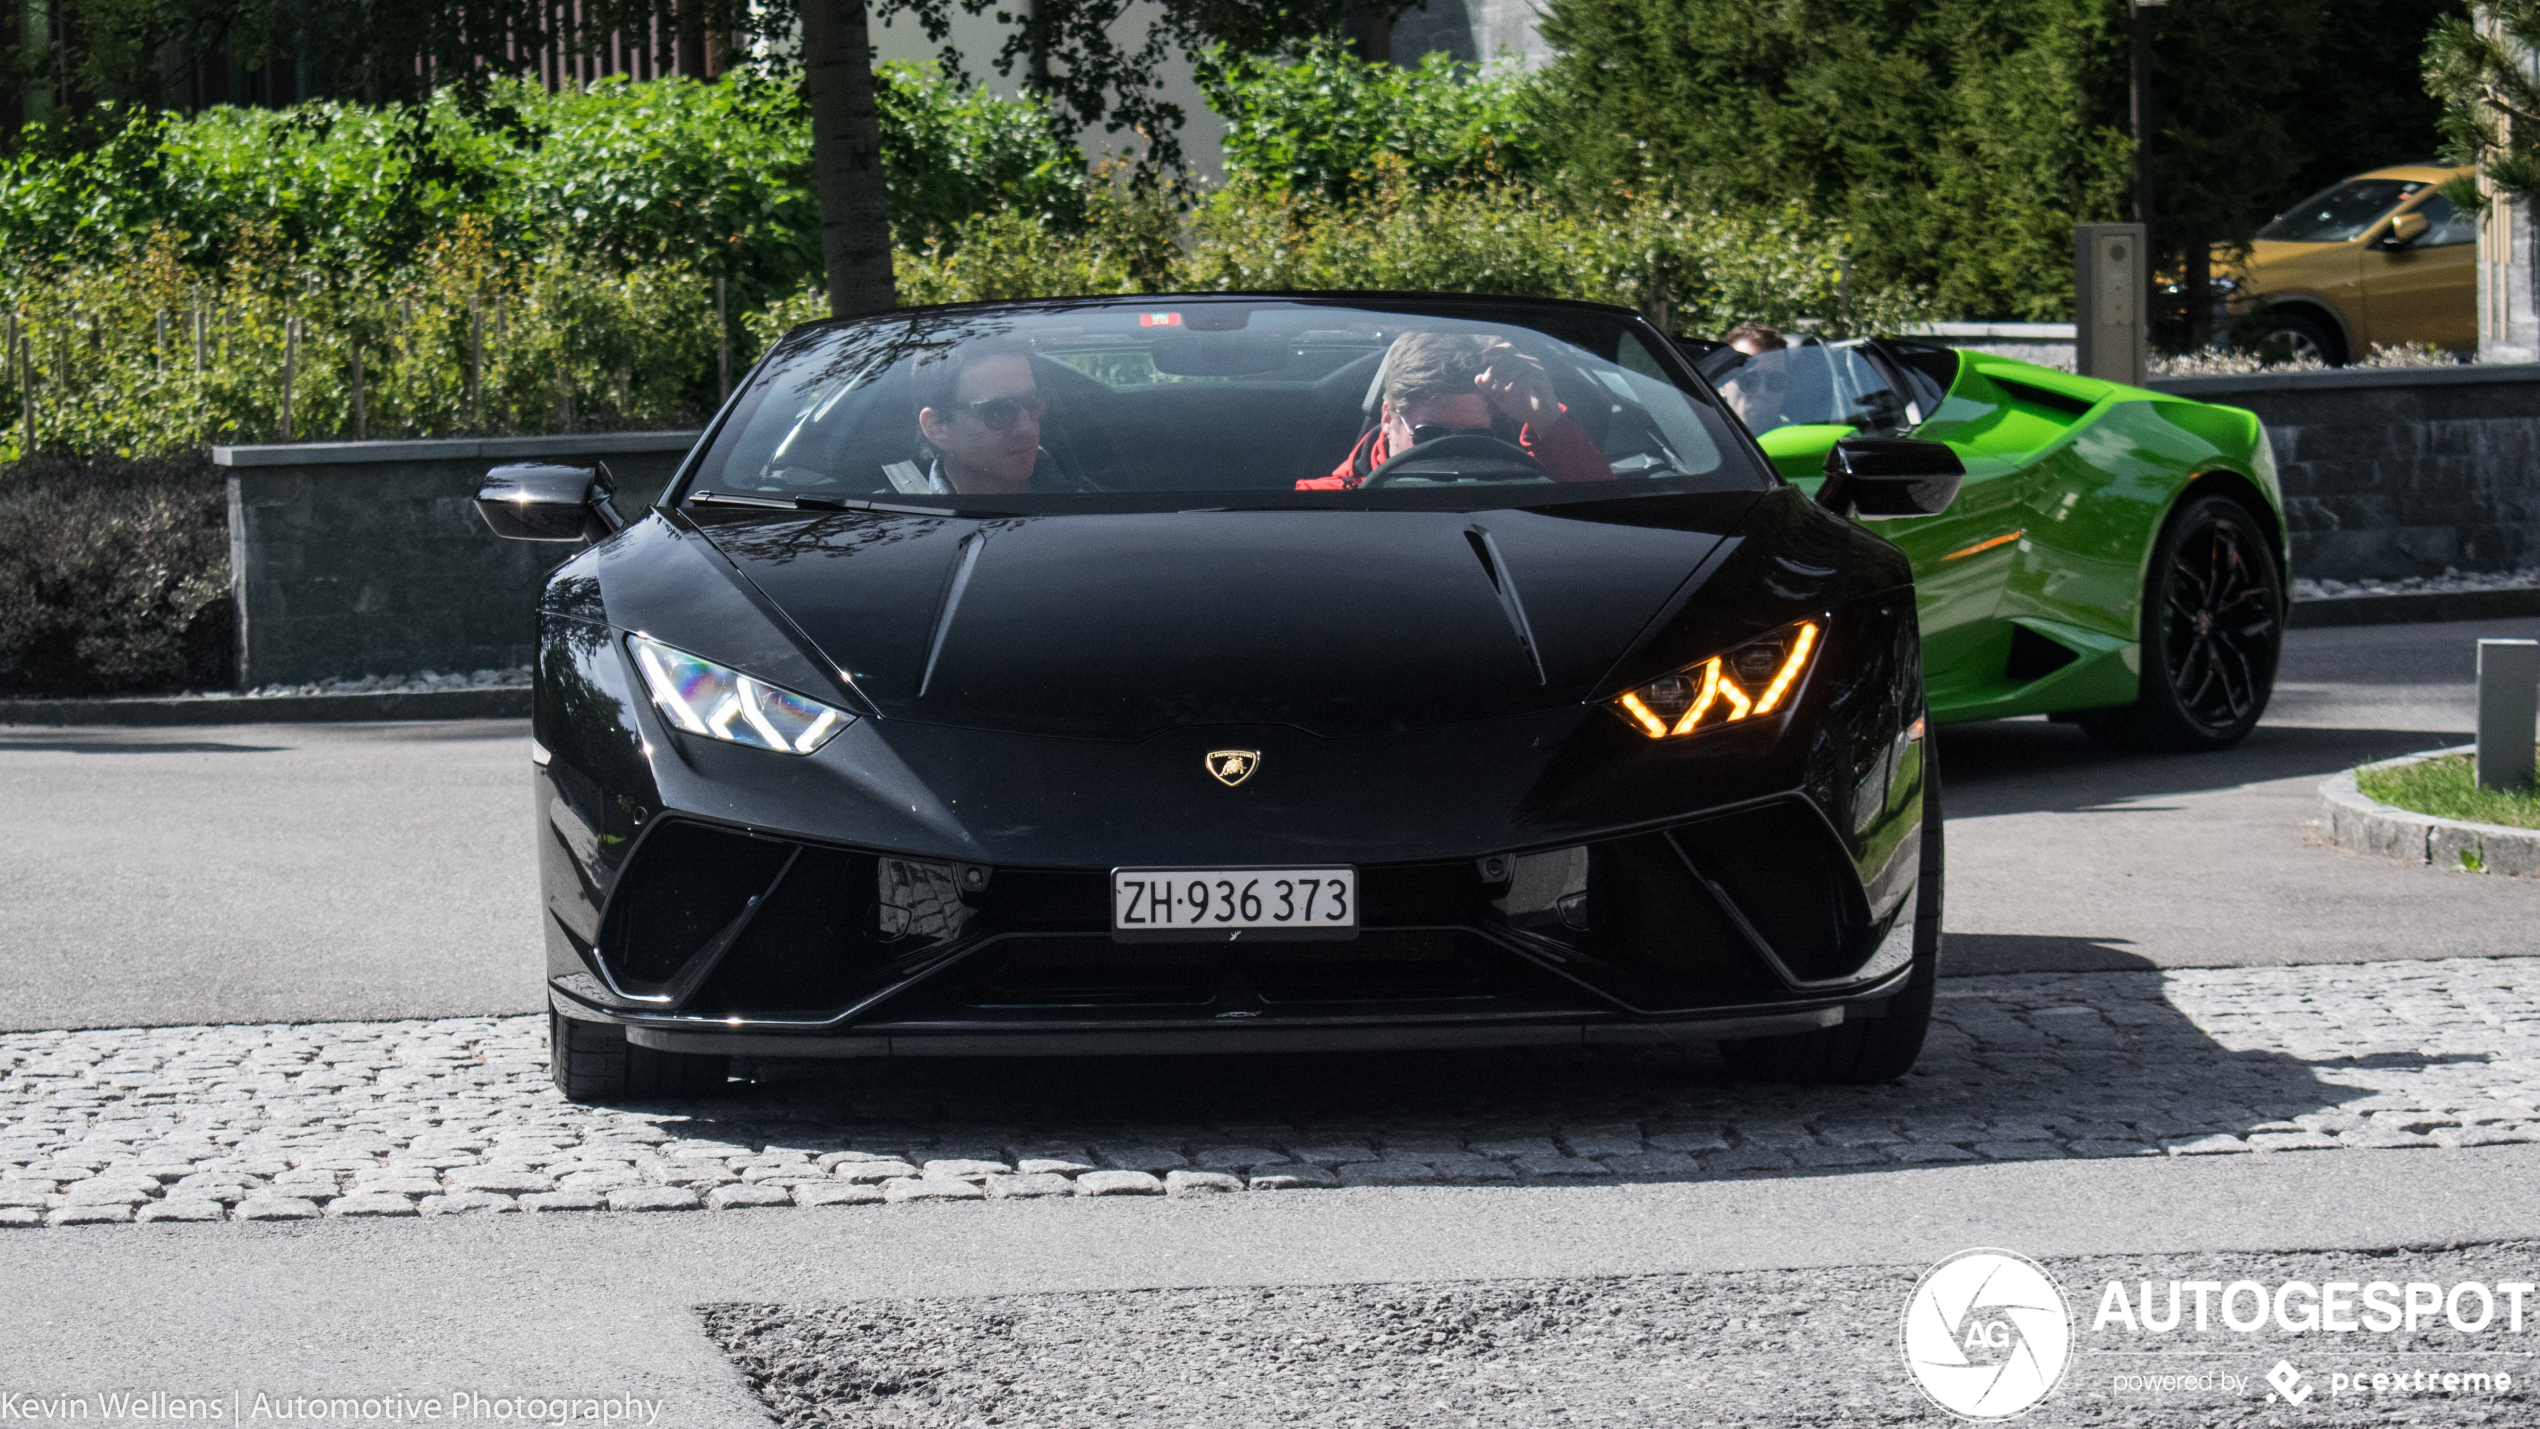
{"left": 8, "top": 956, "right": 2540, "bottom": 1228}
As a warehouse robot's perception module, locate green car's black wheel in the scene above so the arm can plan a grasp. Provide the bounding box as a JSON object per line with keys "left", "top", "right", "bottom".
{"left": 2081, "top": 492, "right": 2283, "bottom": 753}
{"left": 1720, "top": 738, "right": 1942, "bottom": 1085}
{"left": 549, "top": 1009, "right": 731, "bottom": 1103}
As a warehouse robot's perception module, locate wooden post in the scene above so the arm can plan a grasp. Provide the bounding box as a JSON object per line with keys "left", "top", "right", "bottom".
{"left": 9, "top": 318, "right": 27, "bottom": 454}
{"left": 282, "top": 314, "right": 299, "bottom": 441}
{"left": 19, "top": 333, "right": 34, "bottom": 455}
{"left": 469, "top": 297, "right": 484, "bottom": 430}
{"left": 716, "top": 275, "right": 731, "bottom": 399}
{"left": 192, "top": 295, "right": 205, "bottom": 373}
{"left": 155, "top": 310, "right": 167, "bottom": 374}
{"left": 352, "top": 335, "right": 366, "bottom": 441}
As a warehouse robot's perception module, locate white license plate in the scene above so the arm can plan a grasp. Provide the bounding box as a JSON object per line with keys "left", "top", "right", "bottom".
{"left": 1111, "top": 867, "right": 1357, "bottom": 942}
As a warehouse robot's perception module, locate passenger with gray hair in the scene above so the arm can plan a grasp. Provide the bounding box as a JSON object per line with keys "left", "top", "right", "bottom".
{"left": 1299, "top": 330, "right": 1610, "bottom": 490}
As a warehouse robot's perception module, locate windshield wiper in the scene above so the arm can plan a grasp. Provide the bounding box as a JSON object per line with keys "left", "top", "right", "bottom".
{"left": 687, "top": 489, "right": 1014, "bottom": 518}
{"left": 688, "top": 489, "right": 806, "bottom": 510}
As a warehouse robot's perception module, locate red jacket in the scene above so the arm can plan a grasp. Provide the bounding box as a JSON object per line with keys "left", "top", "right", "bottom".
{"left": 1297, "top": 409, "right": 1612, "bottom": 490}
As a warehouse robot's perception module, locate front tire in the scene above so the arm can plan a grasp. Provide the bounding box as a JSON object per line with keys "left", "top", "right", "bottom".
{"left": 2079, "top": 491, "right": 2283, "bottom": 753}
{"left": 1720, "top": 738, "right": 1942, "bottom": 1085}
{"left": 2261, "top": 309, "right": 2344, "bottom": 367}
{"left": 549, "top": 1009, "right": 731, "bottom": 1103}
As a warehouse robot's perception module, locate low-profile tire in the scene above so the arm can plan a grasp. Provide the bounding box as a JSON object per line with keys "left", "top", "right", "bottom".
{"left": 2261, "top": 308, "right": 2345, "bottom": 367}
{"left": 2078, "top": 491, "right": 2283, "bottom": 753}
{"left": 549, "top": 1009, "right": 731, "bottom": 1103}
{"left": 1719, "top": 738, "right": 1942, "bottom": 1085}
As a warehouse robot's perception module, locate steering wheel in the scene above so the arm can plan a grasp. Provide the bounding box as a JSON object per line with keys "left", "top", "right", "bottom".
{"left": 1363, "top": 432, "right": 1546, "bottom": 487}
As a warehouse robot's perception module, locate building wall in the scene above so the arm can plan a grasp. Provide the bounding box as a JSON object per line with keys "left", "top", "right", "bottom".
{"left": 870, "top": 0, "right": 1551, "bottom": 182}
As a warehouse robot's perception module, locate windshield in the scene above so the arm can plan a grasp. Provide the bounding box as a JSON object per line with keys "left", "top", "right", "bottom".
{"left": 679, "top": 298, "right": 1764, "bottom": 513}
{"left": 1705, "top": 339, "right": 1918, "bottom": 439}
{"left": 2256, "top": 179, "right": 2422, "bottom": 243}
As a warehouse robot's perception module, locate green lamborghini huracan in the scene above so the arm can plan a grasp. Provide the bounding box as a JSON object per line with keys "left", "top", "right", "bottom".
{"left": 1699, "top": 337, "right": 2286, "bottom": 752}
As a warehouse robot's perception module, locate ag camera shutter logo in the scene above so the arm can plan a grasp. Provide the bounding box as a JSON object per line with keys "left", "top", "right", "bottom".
{"left": 1901, "top": 1248, "right": 2072, "bottom": 1419}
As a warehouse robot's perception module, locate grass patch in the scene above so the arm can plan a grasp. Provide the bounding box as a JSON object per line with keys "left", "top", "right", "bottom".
{"left": 2358, "top": 750, "right": 2540, "bottom": 830}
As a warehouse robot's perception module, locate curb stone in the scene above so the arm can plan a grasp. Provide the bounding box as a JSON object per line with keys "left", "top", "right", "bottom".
{"left": 0, "top": 688, "right": 529, "bottom": 728}
{"left": 2287, "top": 588, "right": 2540, "bottom": 629}
{"left": 2319, "top": 749, "right": 2540, "bottom": 877}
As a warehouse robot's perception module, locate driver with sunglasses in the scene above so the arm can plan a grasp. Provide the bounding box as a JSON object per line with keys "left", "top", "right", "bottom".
{"left": 911, "top": 342, "right": 1090, "bottom": 494}
{"left": 1298, "top": 331, "right": 1610, "bottom": 490}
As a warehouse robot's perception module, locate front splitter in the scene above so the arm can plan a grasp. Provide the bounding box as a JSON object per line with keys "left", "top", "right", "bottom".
{"left": 618, "top": 1006, "right": 1850, "bottom": 1059}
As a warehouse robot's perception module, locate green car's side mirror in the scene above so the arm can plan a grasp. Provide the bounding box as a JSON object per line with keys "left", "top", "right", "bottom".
{"left": 1818, "top": 437, "right": 1965, "bottom": 519}
{"left": 1754, "top": 423, "right": 1858, "bottom": 483}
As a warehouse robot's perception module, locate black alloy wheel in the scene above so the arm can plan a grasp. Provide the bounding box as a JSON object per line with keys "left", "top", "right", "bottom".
{"left": 549, "top": 1009, "right": 732, "bottom": 1103}
{"left": 2081, "top": 492, "right": 2283, "bottom": 753}
{"left": 2261, "top": 309, "right": 2345, "bottom": 367}
{"left": 1720, "top": 733, "right": 1941, "bottom": 1085}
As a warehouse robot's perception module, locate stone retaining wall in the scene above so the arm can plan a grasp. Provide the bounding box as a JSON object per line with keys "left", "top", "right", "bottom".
{"left": 208, "top": 363, "right": 2540, "bottom": 686}
{"left": 2147, "top": 364, "right": 2540, "bottom": 584}
{"left": 214, "top": 432, "right": 698, "bottom": 689}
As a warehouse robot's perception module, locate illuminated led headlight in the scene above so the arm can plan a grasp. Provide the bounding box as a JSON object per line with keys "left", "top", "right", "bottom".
{"left": 628, "top": 635, "right": 853, "bottom": 755}
{"left": 1609, "top": 619, "right": 1822, "bottom": 739}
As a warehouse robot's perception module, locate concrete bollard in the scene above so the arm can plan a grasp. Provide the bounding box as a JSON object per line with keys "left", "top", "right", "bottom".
{"left": 2477, "top": 639, "right": 2539, "bottom": 792}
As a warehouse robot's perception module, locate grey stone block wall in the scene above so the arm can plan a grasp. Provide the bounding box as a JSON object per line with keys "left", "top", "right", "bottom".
{"left": 2145, "top": 365, "right": 2540, "bottom": 583}
{"left": 206, "top": 365, "right": 2540, "bottom": 687}
{"left": 216, "top": 432, "right": 699, "bottom": 689}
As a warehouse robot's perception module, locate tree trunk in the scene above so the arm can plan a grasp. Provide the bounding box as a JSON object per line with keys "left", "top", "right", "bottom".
{"left": 676, "top": 0, "right": 709, "bottom": 78}
{"left": 801, "top": 0, "right": 896, "bottom": 318}
{"left": 2184, "top": 238, "right": 2212, "bottom": 351}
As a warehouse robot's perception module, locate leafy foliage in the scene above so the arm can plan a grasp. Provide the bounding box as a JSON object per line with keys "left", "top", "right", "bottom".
{"left": 0, "top": 69, "right": 1078, "bottom": 300}
{"left": 0, "top": 219, "right": 727, "bottom": 459}
{"left": 882, "top": 157, "right": 1923, "bottom": 338}
{"left": 2429, "top": 1, "right": 2540, "bottom": 209}
{"left": 1534, "top": 0, "right": 2459, "bottom": 324}
{"left": 1204, "top": 40, "right": 1544, "bottom": 201}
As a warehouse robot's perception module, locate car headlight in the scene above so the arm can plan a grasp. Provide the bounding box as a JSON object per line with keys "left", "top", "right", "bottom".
{"left": 628, "top": 634, "right": 854, "bottom": 755}
{"left": 1609, "top": 619, "right": 1822, "bottom": 739}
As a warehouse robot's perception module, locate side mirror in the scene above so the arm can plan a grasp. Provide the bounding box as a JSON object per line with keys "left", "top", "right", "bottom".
{"left": 1819, "top": 437, "right": 1963, "bottom": 519}
{"left": 2379, "top": 211, "right": 2430, "bottom": 249}
{"left": 1755, "top": 422, "right": 1857, "bottom": 483}
{"left": 475, "top": 462, "right": 627, "bottom": 542}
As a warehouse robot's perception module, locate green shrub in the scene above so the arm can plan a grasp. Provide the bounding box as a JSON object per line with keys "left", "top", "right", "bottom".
{"left": 0, "top": 70, "right": 1082, "bottom": 302}
{"left": 1, "top": 219, "right": 725, "bottom": 458}
{"left": 891, "top": 159, "right": 1925, "bottom": 338}
{"left": 0, "top": 453, "right": 231, "bottom": 695}
{"left": 1205, "top": 40, "right": 1545, "bottom": 201}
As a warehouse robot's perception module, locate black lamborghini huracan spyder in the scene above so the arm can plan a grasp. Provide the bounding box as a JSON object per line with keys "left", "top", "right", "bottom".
{"left": 477, "top": 293, "right": 1963, "bottom": 1103}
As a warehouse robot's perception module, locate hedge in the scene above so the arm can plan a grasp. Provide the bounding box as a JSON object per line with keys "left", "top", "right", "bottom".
{"left": 0, "top": 454, "right": 230, "bottom": 695}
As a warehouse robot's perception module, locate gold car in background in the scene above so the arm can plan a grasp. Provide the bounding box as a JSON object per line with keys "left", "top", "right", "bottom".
{"left": 2224, "top": 163, "right": 2476, "bottom": 364}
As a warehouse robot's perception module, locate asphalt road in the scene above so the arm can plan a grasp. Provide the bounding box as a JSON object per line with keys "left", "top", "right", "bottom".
{"left": 10, "top": 1149, "right": 2540, "bottom": 1425}
{"left": 0, "top": 616, "right": 2531, "bottom": 1031}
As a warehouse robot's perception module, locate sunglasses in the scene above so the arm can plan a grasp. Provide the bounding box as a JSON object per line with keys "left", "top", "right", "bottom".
{"left": 1407, "top": 421, "right": 1496, "bottom": 445}
{"left": 951, "top": 393, "right": 1047, "bottom": 431}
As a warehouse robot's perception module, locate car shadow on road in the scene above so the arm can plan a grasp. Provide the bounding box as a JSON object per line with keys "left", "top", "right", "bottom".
{"left": 631, "top": 947, "right": 2499, "bottom": 1185}
{"left": 1939, "top": 720, "right": 2465, "bottom": 818}
{"left": 0, "top": 736, "right": 291, "bottom": 755}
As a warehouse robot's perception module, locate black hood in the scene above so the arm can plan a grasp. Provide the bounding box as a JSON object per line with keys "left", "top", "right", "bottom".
{"left": 694, "top": 496, "right": 1759, "bottom": 740}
